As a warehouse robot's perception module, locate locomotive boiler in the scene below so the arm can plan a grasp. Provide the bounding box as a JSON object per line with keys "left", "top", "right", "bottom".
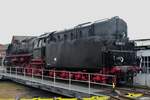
{"left": 4, "top": 16, "right": 140, "bottom": 84}
{"left": 45, "top": 17, "right": 136, "bottom": 70}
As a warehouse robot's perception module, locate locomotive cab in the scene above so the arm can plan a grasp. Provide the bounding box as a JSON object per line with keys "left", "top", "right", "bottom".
{"left": 33, "top": 34, "right": 48, "bottom": 60}
{"left": 31, "top": 33, "right": 50, "bottom": 69}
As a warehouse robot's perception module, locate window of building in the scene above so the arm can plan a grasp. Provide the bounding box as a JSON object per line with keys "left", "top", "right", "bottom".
{"left": 70, "top": 33, "right": 73, "bottom": 40}
{"left": 76, "top": 32, "right": 78, "bottom": 39}
{"left": 34, "top": 39, "right": 38, "bottom": 48}
{"left": 38, "top": 40, "right": 42, "bottom": 47}
{"left": 64, "top": 34, "right": 67, "bottom": 40}
{"left": 47, "top": 37, "right": 50, "bottom": 44}
{"left": 49, "top": 35, "right": 56, "bottom": 42}
{"left": 42, "top": 39, "right": 46, "bottom": 46}
{"left": 57, "top": 35, "right": 60, "bottom": 41}
{"left": 79, "top": 31, "right": 82, "bottom": 38}
{"left": 88, "top": 28, "right": 93, "bottom": 36}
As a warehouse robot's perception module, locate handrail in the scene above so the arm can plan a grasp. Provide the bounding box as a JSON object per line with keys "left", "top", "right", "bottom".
{"left": 2, "top": 67, "right": 116, "bottom": 94}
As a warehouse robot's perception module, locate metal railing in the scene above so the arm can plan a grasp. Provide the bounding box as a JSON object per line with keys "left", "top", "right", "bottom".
{"left": 138, "top": 66, "right": 150, "bottom": 74}
{"left": 2, "top": 67, "right": 116, "bottom": 94}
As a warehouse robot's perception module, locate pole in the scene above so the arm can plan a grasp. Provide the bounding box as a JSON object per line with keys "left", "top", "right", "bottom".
{"left": 147, "top": 56, "right": 149, "bottom": 73}
{"left": 16, "top": 67, "right": 17, "bottom": 75}
{"left": 32, "top": 68, "right": 33, "bottom": 81}
{"left": 112, "top": 82, "right": 116, "bottom": 92}
{"left": 145, "top": 56, "right": 149, "bottom": 86}
{"left": 1, "top": 56, "right": 4, "bottom": 68}
{"left": 54, "top": 70, "right": 56, "bottom": 86}
{"left": 10, "top": 67, "right": 11, "bottom": 76}
{"left": 139, "top": 56, "right": 142, "bottom": 74}
{"left": 69, "top": 72, "right": 71, "bottom": 90}
{"left": 144, "top": 57, "right": 147, "bottom": 86}
{"left": 24, "top": 68, "right": 25, "bottom": 78}
{"left": 42, "top": 69, "right": 43, "bottom": 82}
{"left": 5, "top": 67, "right": 6, "bottom": 73}
{"left": 88, "top": 73, "right": 91, "bottom": 95}
{"left": 16, "top": 67, "right": 17, "bottom": 78}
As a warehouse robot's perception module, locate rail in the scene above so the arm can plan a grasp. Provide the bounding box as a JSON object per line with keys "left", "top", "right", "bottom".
{"left": 1, "top": 67, "right": 147, "bottom": 99}
{"left": 1, "top": 67, "right": 116, "bottom": 95}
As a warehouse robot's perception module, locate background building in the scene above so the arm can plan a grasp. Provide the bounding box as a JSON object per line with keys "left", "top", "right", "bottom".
{"left": 0, "top": 44, "right": 5, "bottom": 58}
{"left": 0, "top": 44, "right": 8, "bottom": 66}
{"left": 134, "top": 39, "right": 150, "bottom": 86}
{"left": 134, "top": 39, "right": 150, "bottom": 73}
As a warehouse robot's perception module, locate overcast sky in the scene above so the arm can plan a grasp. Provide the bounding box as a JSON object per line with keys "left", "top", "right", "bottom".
{"left": 0, "top": 0, "right": 149, "bottom": 44}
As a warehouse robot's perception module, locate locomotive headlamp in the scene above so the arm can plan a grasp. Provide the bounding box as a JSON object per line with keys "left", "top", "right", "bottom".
{"left": 116, "top": 56, "right": 124, "bottom": 63}
{"left": 54, "top": 57, "right": 57, "bottom": 62}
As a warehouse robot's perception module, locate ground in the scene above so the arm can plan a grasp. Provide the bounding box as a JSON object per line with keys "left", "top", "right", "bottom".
{"left": 0, "top": 80, "right": 60, "bottom": 99}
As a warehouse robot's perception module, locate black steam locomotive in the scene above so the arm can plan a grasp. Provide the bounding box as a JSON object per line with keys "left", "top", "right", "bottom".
{"left": 4, "top": 16, "right": 140, "bottom": 84}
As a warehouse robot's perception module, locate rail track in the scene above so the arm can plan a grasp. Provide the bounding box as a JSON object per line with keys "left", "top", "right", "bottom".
{"left": 94, "top": 85, "right": 150, "bottom": 100}
{"left": 109, "top": 87, "right": 150, "bottom": 100}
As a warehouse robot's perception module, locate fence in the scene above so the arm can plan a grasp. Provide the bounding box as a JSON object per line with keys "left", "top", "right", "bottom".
{"left": 139, "top": 56, "right": 150, "bottom": 73}
{"left": 2, "top": 67, "right": 116, "bottom": 94}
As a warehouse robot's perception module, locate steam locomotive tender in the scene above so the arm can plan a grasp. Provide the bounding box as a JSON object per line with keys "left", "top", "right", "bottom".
{"left": 4, "top": 16, "right": 139, "bottom": 84}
